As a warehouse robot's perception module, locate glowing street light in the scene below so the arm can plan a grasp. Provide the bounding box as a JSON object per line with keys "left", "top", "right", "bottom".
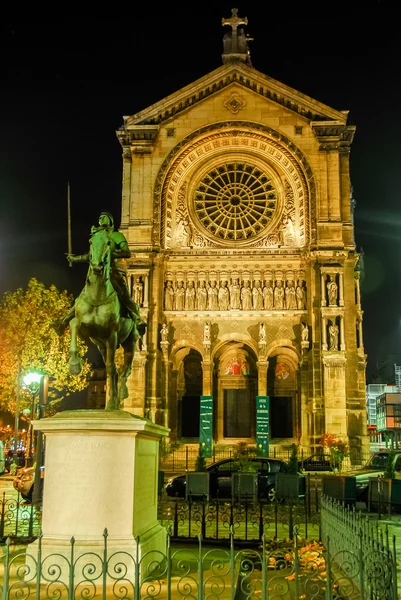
{"left": 22, "top": 370, "right": 44, "bottom": 467}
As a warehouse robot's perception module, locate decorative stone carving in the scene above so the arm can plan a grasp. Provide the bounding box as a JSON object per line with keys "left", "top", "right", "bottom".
{"left": 160, "top": 323, "right": 169, "bottom": 360}
{"left": 285, "top": 280, "right": 297, "bottom": 310}
{"left": 196, "top": 280, "right": 208, "bottom": 311}
{"left": 252, "top": 279, "right": 263, "bottom": 310}
{"left": 327, "top": 274, "right": 338, "bottom": 306}
{"left": 296, "top": 280, "right": 306, "bottom": 310}
{"left": 174, "top": 280, "right": 185, "bottom": 311}
{"left": 133, "top": 277, "right": 143, "bottom": 306}
{"left": 273, "top": 280, "right": 285, "bottom": 310}
{"left": 207, "top": 280, "right": 219, "bottom": 310}
{"left": 263, "top": 280, "right": 274, "bottom": 310}
{"left": 230, "top": 278, "right": 241, "bottom": 310}
{"left": 328, "top": 320, "right": 339, "bottom": 351}
{"left": 241, "top": 280, "right": 252, "bottom": 310}
{"left": 185, "top": 281, "right": 196, "bottom": 310}
{"left": 164, "top": 280, "right": 174, "bottom": 311}
{"left": 218, "top": 280, "right": 230, "bottom": 310}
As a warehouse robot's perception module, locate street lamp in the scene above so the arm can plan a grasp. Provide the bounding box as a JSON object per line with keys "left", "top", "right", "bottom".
{"left": 22, "top": 371, "right": 42, "bottom": 467}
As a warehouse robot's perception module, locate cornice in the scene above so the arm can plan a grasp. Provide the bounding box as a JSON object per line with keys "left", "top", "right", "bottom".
{"left": 311, "top": 122, "right": 356, "bottom": 151}
{"left": 118, "top": 63, "right": 348, "bottom": 132}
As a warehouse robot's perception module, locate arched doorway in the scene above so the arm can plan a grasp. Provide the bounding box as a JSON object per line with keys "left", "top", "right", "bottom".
{"left": 215, "top": 343, "right": 257, "bottom": 442}
{"left": 179, "top": 349, "right": 203, "bottom": 439}
{"left": 266, "top": 348, "right": 300, "bottom": 442}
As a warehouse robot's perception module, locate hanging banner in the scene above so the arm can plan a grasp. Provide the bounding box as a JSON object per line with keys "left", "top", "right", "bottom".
{"left": 256, "top": 396, "right": 270, "bottom": 456}
{"left": 199, "top": 395, "right": 213, "bottom": 458}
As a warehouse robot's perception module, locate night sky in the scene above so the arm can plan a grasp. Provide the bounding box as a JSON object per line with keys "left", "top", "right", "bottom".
{"left": 1, "top": 5, "right": 400, "bottom": 381}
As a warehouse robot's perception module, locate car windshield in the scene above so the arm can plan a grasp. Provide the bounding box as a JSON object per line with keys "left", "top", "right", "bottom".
{"left": 366, "top": 453, "right": 391, "bottom": 469}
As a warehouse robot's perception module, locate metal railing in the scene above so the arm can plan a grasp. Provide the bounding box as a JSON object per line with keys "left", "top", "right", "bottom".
{"left": 1, "top": 526, "right": 396, "bottom": 600}
{"left": 158, "top": 491, "right": 321, "bottom": 543}
{"left": 320, "top": 494, "right": 398, "bottom": 599}
{"left": 0, "top": 491, "right": 41, "bottom": 543}
{"left": 160, "top": 444, "right": 371, "bottom": 473}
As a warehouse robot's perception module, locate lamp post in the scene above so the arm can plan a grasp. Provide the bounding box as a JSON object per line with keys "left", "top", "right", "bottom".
{"left": 22, "top": 372, "right": 42, "bottom": 467}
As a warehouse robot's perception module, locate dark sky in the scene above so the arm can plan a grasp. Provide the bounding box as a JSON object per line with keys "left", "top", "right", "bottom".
{"left": 1, "top": 5, "right": 400, "bottom": 380}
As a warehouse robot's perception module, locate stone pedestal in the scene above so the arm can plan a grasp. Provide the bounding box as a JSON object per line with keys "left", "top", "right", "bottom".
{"left": 30, "top": 410, "right": 169, "bottom": 582}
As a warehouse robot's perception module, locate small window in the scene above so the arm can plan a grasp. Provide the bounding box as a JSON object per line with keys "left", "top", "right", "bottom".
{"left": 295, "top": 125, "right": 303, "bottom": 135}
{"left": 166, "top": 128, "right": 175, "bottom": 137}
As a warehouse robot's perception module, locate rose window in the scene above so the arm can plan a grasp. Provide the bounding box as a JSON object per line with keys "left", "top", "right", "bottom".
{"left": 194, "top": 162, "right": 278, "bottom": 241}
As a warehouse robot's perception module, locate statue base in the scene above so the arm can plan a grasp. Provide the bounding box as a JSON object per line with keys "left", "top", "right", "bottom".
{"left": 30, "top": 410, "right": 169, "bottom": 583}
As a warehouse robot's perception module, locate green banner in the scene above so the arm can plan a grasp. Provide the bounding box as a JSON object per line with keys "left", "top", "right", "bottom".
{"left": 200, "top": 396, "right": 213, "bottom": 458}
{"left": 256, "top": 396, "right": 270, "bottom": 456}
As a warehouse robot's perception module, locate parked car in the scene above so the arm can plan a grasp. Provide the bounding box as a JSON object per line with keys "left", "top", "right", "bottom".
{"left": 347, "top": 449, "right": 401, "bottom": 502}
{"left": 165, "top": 457, "right": 289, "bottom": 501}
{"left": 13, "top": 466, "right": 35, "bottom": 502}
{"left": 298, "top": 454, "right": 333, "bottom": 472}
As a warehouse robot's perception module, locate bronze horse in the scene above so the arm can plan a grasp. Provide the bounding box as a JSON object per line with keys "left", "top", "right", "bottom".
{"left": 68, "top": 228, "right": 141, "bottom": 410}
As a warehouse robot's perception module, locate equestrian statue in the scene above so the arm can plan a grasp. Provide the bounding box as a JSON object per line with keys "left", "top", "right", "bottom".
{"left": 54, "top": 211, "right": 146, "bottom": 410}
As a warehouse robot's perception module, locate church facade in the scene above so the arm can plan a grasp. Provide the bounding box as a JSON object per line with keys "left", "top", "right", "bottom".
{"left": 116, "top": 10, "right": 369, "bottom": 456}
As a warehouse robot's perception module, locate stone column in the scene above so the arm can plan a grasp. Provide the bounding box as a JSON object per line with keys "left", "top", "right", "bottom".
{"left": 340, "top": 315, "right": 346, "bottom": 351}
{"left": 256, "top": 360, "right": 268, "bottom": 396}
{"left": 338, "top": 272, "right": 344, "bottom": 307}
{"left": 31, "top": 410, "right": 169, "bottom": 582}
{"left": 143, "top": 273, "right": 149, "bottom": 308}
{"left": 321, "top": 273, "right": 326, "bottom": 307}
{"left": 355, "top": 274, "right": 361, "bottom": 307}
{"left": 322, "top": 316, "right": 327, "bottom": 350}
{"left": 322, "top": 354, "right": 347, "bottom": 438}
{"left": 121, "top": 149, "right": 132, "bottom": 227}
{"left": 358, "top": 317, "right": 364, "bottom": 350}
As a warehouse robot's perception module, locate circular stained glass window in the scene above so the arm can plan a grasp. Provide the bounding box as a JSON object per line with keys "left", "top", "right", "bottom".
{"left": 194, "top": 162, "right": 278, "bottom": 241}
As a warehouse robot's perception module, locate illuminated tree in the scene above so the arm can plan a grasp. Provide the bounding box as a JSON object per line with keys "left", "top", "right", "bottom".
{"left": 0, "top": 278, "right": 91, "bottom": 415}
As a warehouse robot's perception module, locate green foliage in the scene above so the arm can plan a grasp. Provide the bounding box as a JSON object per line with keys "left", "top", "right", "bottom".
{"left": 287, "top": 444, "right": 299, "bottom": 474}
{"left": 232, "top": 441, "right": 257, "bottom": 472}
{"left": 384, "top": 447, "right": 396, "bottom": 480}
{"left": 195, "top": 445, "right": 207, "bottom": 472}
{"left": 0, "top": 278, "right": 92, "bottom": 415}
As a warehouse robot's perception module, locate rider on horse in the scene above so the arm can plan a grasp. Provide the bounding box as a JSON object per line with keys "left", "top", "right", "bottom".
{"left": 54, "top": 211, "right": 144, "bottom": 335}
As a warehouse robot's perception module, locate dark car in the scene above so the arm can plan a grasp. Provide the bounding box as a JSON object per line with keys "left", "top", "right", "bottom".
{"left": 298, "top": 454, "right": 333, "bottom": 472}
{"left": 165, "top": 457, "right": 288, "bottom": 501}
{"left": 347, "top": 449, "right": 401, "bottom": 502}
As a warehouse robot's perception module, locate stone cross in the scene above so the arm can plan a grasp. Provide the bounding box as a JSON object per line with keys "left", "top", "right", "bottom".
{"left": 222, "top": 8, "right": 248, "bottom": 54}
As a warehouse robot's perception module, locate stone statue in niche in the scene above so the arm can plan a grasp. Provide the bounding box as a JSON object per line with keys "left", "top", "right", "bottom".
{"left": 161, "top": 322, "right": 169, "bottom": 343}
{"left": 174, "top": 280, "right": 185, "bottom": 311}
{"left": 263, "top": 280, "right": 274, "bottom": 310}
{"left": 133, "top": 277, "right": 144, "bottom": 306}
{"left": 328, "top": 320, "right": 339, "bottom": 351}
{"left": 259, "top": 322, "right": 267, "bottom": 344}
{"left": 164, "top": 280, "right": 174, "bottom": 311}
{"left": 207, "top": 280, "right": 219, "bottom": 310}
{"left": 185, "top": 281, "right": 196, "bottom": 310}
{"left": 252, "top": 280, "right": 263, "bottom": 310}
{"left": 327, "top": 275, "right": 338, "bottom": 306}
{"left": 273, "top": 280, "right": 285, "bottom": 310}
{"left": 301, "top": 322, "right": 309, "bottom": 342}
{"left": 196, "top": 280, "right": 208, "bottom": 311}
{"left": 285, "top": 280, "right": 297, "bottom": 310}
{"left": 241, "top": 280, "right": 252, "bottom": 310}
{"left": 218, "top": 280, "right": 230, "bottom": 311}
{"left": 230, "top": 278, "right": 241, "bottom": 310}
{"left": 296, "top": 280, "right": 306, "bottom": 310}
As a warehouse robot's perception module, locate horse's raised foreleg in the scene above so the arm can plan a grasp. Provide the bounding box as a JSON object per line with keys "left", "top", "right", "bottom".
{"left": 119, "top": 329, "right": 137, "bottom": 402}
{"left": 69, "top": 317, "right": 83, "bottom": 375}
{"left": 105, "top": 331, "right": 119, "bottom": 411}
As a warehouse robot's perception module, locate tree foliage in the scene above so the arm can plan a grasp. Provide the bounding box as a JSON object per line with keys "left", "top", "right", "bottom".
{"left": 0, "top": 278, "right": 91, "bottom": 415}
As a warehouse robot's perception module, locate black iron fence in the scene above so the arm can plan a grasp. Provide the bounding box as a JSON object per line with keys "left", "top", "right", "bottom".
{"left": 158, "top": 494, "right": 321, "bottom": 543}
{"left": 0, "top": 491, "right": 41, "bottom": 543}
{"left": 0, "top": 526, "right": 397, "bottom": 600}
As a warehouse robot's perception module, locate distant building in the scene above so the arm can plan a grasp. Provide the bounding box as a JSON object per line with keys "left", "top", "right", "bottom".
{"left": 87, "top": 368, "right": 106, "bottom": 409}
{"left": 366, "top": 363, "right": 401, "bottom": 447}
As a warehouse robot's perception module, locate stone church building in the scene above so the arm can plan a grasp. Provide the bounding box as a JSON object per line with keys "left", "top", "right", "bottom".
{"left": 117, "top": 9, "right": 369, "bottom": 456}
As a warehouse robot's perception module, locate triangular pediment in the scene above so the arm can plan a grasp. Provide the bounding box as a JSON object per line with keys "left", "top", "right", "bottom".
{"left": 123, "top": 61, "right": 348, "bottom": 129}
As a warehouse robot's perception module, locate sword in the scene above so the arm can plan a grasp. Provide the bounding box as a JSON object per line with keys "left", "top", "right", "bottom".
{"left": 67, "top": 181, "right": 72, "bottom": 267}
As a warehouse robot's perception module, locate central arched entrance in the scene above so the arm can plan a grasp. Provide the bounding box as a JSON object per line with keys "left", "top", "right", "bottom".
{"left": 214, "top": 342, "right": 257, "bottom": 442}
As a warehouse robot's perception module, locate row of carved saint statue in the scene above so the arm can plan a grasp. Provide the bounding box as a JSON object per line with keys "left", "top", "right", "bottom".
{"left": 164, "top": 278, "right": 307, "bottom": 311}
